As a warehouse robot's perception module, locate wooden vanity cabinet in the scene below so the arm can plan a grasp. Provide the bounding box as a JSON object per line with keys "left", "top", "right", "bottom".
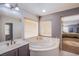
{"left": 0, "top": 44, "right": 30, "bottom": 56}
{"left": 18, "top": 44, "right": 30, "bottom": 56}
{"left": 1, "top": 49, "right": 18, "bottom": 56}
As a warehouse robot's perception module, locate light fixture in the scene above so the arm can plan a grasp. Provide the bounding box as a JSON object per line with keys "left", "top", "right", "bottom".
{"left": 4, "top": 3, "right": 20, "bottom": 11}
{"left": 15, "top": 7, "right": 19, "bottom": 11}
{"left": 4, "top": 3, "right": 10, "bottom": 8}
{"left": 42, "top": 10, "right": 46, "bottom": 12}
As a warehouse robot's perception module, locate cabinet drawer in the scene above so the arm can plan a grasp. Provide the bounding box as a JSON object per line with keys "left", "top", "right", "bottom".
{"left": 1, "top": 49, "right": 18, "bottom": 56}
{"left": 18, "top": 44, "right": 30, "bottom": 56}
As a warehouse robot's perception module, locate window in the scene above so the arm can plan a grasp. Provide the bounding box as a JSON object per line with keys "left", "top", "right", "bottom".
{"left": 24, "top": 19, "right": 38, "bottom": 39}
{"left": 40, "top": 21, "right": 52, "bottom": 36}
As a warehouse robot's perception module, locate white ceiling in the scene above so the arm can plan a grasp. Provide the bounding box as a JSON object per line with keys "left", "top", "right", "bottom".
{"left": 18, "top": 3, "right": 79, "bottom": 16}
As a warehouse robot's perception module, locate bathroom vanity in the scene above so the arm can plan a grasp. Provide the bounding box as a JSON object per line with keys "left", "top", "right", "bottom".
{"left": 0, "top": 7, "right": 29, "bottom": 56}
{"left": 0, "top": 39, "right": 30, "bottom": 56}
{"left": 1, "top": 48, "right": 18, "bottom": 56}
{"left": 18, "top": 44, "right": 30, "bottom": 56}
{"left": 1, "top": 44, "right": 30, "bottom": 56}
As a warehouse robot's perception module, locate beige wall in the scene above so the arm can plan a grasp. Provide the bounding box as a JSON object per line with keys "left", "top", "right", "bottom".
{"left": 24, "top": 19, "right": 38, "bottom": 39}
{"left": 40, "top": 21, "right": 52, "bottom": 36}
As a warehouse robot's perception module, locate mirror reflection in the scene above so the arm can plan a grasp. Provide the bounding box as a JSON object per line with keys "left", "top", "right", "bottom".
{"left": 62, "top": 14, "right": 79, "bottom": 54}
{"left": 5, "top": 23, "right": 13, "bottom": 41}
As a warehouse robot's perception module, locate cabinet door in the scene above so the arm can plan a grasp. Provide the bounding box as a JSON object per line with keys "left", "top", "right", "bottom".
{"left": 1, "top": 49, "right": 17, "bottom": 56}
{"left": 18, "top": 44, "right": 30, "bottom": 56}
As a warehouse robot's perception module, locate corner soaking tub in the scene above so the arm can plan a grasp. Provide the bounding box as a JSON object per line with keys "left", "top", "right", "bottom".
{"left": 29, "top": 37, "right": 60, "bottom": 56}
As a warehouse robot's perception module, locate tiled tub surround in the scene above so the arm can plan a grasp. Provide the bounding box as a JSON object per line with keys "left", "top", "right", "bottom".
{"left": 0, "top": 39, "right": 29, "bottom": 55}
{"left": 29, "top": 36, "right": 60, "bottom": 56}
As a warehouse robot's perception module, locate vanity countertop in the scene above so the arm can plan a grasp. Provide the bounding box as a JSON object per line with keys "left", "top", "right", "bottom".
{"left": 0, "top": 39, "right": 29, "bottom": 55}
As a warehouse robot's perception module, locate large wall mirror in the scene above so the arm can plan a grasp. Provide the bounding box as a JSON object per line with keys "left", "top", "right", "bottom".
{"left": 61, "top": 14, "right": 79, "bottom": 55}
{"left": 0, "top": 16, "right": 23, "bottom": 42}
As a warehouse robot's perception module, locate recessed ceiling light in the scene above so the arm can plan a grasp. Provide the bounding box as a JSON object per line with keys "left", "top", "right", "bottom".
{"left": 4, "top": 3, "right": 10, "bottom": 8}
{"left": 42, "top": 10, "right": 46, "bottom": 12}
{"left": 15, "top": 7, "right": 19, "bottom": 11}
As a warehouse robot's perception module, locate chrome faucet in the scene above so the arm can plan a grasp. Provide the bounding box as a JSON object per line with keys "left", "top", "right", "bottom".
{"left": 6, "top": 40, "right": 16, "bottom": 46}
